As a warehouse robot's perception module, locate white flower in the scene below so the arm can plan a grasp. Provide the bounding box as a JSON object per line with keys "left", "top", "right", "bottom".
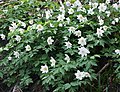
{"left": 89, "top": 2, "right": 92, "bottom": 6}
{"left": 3, "top": 10, "right": 8, "bottom": 13}
{"left": 18, "top": 28, "right": 25, "bottom": 34}
{"left": 92, "top": 3, "right": 98, "bottom": 9}
{"left": 112, "top": 21, "right": 115, "bottom": 25}
{"left": 87, "top": 8, "right": 94, "bottom": 15}
{"left": 99, "top": 19, "right": 104, "bottom": 25}
{"left": 65, "top": 41, "right": 72, "bottom": 49}
{"left": 64, "top": 54, "right": 70, "bottom": 63}
{"left": 36, "top": 24, "right": 44, "bottom": 32}
{"left": 21, "top": 22, "right": 26, "bottom": 28}
{"left": 75, "top": 70, "right": 90, "bottom": 80}
{"left": 81, "top": 8, "right": 87, "bottom": 13}
{"left": 18, "top": 20, "right": 26, "bottom": 28}
{"left": 68, "top": 27, "right": 76, "bottom": 33}
{"left": 59, "top": 6, "right": 65, "bottom": 13}
{"left": 78, "top": 37, "right": 86, "bottom": 46}
{"left": 114, "top": 18, "right": 119, "bottom": 23}
{"left": 36, "top": 8, "right": 40, "bottom": 11}
{"left": 14, "top": 51, "right": 20, "bottom": 58}
{"left": 77, "top": 14, "right": 87, "bottom": 22}
{"left": 29, "top": 20, "right": 34, "bottom": 24}
{"left": 102, "top": 25, "right": 108, "bottom": 31}
{"left": 96, "top": 28, "right": 104, "bottom": 38}
{"left": 84, "top": 72, "right": 91, "bottom": 78}
{"left": 40, "top": 64, "right": 48, "bottom": 73}
{"left": 8, "top": 56, "right": 12, "bottom": 61}
{"left": 77, "top": 14, "right": 84, "bottom": 22}
{"left": 11, "top": 22, "right": 17, "bottom": 29}
{"left": 105, "top": 11, "right": 111, "bottom": 17}
{"left": 66, "top": 17, "right": 70, "bottom": 24}
{"left": 45, "top": 10, "right": 52, "bottom": 19}
{"left": 66, "top": 1, "right": 71, "bottom": 6}
{"left": 115, "top": 49, "right": 120, "bottom": 55}
{"left": 9, "top": 22, "right": 17, "bottom": 32}
{"left": 59, "top": 23, "right": 63, "bottom": 27}
{"left": 97, "top": 16, "right": 101, "bottom": 20}
{"left": 50, "top": 23, "right": 54, "bottom": 28}
{"left": 25, "top": 45, "right": 31, "bottom": 51}
{"left": 15, "top": 35, "right": 21, "bottom": 42}
{"left": 50, "top": 57, "right": 56, "bottom": 67}
{"left": 4, "top": 47, "right": 9, "bottom": 51}
{"left": 105, "top": 0, "right": 110, "bottom": 4}
{"left": 47, "top": 37, "right": 54, "bottom": 45}
{"left": 98, "top": 3, "right": 107, "bottom": 12}
{"left": 78, "top": 47, "right": 90, "bottom": 57}
{"left": 74, "top": 0, "right": 82, "bottom": 7}
{"left": 63, "top": 36, "right": 68, "bottom": 41}
{"left": 77, "top": 6, "right": 82, "bottom": 11}
{"left": 83, "top": 17, "right": 87, "bottom": 22}
{"left": 9, "top": 26, "right": 15, "bottom": 32}
{"left": 68, "top": 8, "right": 74, "bottom": 14}
{"left": 75, "top": 70, "right": 85, "bottom": 80}
{"left": 0, "top": 34, "right": 5, "bottom": 40}
{"left": 57, "top": 14, "right": 65, "bottom": 21}
{"left": 113, "top": 3, "right": 118, "bottom": 10}
{"left": 49, "top": 9, "right": 53, "bottom": 14}
{"left": 74, "top": 30, "right": 81, "bottom": 37}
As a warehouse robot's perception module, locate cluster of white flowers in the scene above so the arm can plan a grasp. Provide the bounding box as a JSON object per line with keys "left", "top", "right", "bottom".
{"left": 76, "top": 32, "right": 90, "bottom": 57}
{"left": 2, "top": 0, "right": 120, "bottom": 82}
{"left": 75, "top": 70, "right": 90, "bottom": 80}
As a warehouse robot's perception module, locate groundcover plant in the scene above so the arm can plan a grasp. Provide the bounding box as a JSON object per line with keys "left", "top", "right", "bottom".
{"left": 0, "top": 0, "right": 120, "bottom": 91}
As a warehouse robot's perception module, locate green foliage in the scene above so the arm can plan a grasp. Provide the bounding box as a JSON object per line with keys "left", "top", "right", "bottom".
{"left": 0, "top": 0, "right": 120, "bottom": 91}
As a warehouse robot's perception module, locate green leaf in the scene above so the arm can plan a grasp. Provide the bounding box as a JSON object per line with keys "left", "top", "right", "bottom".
{"left": 0, "top": 72, "right": 3, "bottom": 78}
{"left": 64, "top": 83, "right": 71, "bottom": 90}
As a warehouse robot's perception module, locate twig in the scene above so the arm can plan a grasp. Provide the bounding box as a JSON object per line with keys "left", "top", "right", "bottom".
{"left": 12, "top": 85, "right": 23, "bottom": 92}
{"left": 0, "top": 86, "right": 4, "bottom": 92}
{"left": 97, "top": 62, "right": 109, "bottom": 76}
